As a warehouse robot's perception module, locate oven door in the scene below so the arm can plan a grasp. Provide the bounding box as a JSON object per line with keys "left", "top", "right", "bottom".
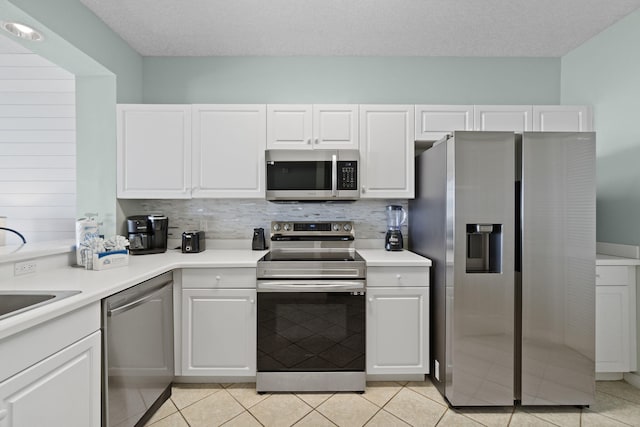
{"left": 256, "top": 280, "right": 366, "bottom": 392}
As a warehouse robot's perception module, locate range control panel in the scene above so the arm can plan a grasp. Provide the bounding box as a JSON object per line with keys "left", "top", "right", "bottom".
{"left": 271, "top": 221, "right": 354, "bottom": 235}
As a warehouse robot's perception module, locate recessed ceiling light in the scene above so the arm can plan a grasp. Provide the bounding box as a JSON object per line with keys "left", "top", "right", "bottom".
{"left": 1, "top": 21, "right": 43, "bottom": 41}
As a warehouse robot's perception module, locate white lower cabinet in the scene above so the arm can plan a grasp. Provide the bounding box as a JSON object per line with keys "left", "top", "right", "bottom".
{"left": 595, "top": 265, "right": 637, "bottom": 373}
{"left": 0, "top": 331, "right": 101, "bottom": 427}
{"left": 182, "top": 288, "right": 257, "bottom": 376}
{"left": 366, "top": 286, "right": 429, "bottom": 375}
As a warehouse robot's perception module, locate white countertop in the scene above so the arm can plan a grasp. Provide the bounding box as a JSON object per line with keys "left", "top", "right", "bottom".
{"left": 0, "top": 247, "right": 432, "bottom": 341}
{"left": 0, "top": 239, "right": 75, "bottom": 264}
{"left": 596, "top": 254, "right": 640, "bottom": 266}
{"left": 0, "top": 249, "right": 267, "bottom": 340}
{"left": 357, "top": 249, "right": 432, "bottom": 267}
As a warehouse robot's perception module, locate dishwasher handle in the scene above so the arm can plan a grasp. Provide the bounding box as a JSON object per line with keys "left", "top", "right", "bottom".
{"left": 107, "top": 282, "right": 171, "bottom": 317}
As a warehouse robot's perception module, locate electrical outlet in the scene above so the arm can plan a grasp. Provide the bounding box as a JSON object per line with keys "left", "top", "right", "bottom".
{"left": 14, "top": 260, "right": 37, "bottom": 276}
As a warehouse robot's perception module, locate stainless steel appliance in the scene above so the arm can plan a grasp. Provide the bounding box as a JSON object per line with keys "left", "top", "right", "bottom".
{"left": 127, "top": 215, "right": 169, "bottom": 255}
{"left": 256, "top": 221, "right": 366, "bottom": 392}
{"left": 409, "top": 131, "right": 596, "bottom": 406}
{"left": 182, "top": 230, "right": 205, "bottom": 253}
{"left": 385, "top": 205, "right": 406, "bottom": 251}
{"left": 102, "top": 272, "right": 174, "bottom": 427}
{"left": 265, "top": 150, "right": 359, "bottom": 201}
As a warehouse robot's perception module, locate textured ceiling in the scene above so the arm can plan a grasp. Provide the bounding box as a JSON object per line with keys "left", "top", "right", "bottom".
{"left": 80, "top": 0, "right": 640, "bottom": 57}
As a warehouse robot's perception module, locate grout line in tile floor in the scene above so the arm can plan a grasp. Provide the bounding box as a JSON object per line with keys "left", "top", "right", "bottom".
{"left": 143, "top": 380, "right": 640, "bottom": 427}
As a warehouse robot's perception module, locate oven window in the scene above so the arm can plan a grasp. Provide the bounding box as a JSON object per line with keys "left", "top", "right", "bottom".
{"left": 257, "top": 292, "right": 365, "bottom": 372}
{"left": 266, "top": 161, "right": 332, "bottom": 191}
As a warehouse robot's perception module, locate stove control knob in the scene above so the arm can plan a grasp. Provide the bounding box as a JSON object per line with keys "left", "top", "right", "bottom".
{"left": 333, "top": 223, "right": 341, "bottom": 232}
{"left": 273, "top": 223, "right": 281, "bottom": 232}
{"left": 343, "top": 223, "right": 352, "bottom": 232}
{"left": 283, "top": 223, "right": 291, "bottom": 231}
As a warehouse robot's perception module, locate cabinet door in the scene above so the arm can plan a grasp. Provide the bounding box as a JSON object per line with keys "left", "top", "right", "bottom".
{"left": 366, "top": 287, "right": 429, "bottom": 374}
{"left": 596, "top": 285, "right": 630, "bottom": 373}
{"left": 117, "top": 105, "right": 191, "bottom": 198}
{"left": 192, "top": 105, "right": 266, "bottom": 198}
{"left": 182, "top": 289, "right": 256, "bottom": 376}
{"left": 267, "top": 105, "right": 313, "bottom": 149}
{"left": 415, "top": 105, "right": 473, "bottom": 141}
{"left": 0, "top": 332, "right": 101, "bottom": 427}
{"left": 313, "top": 104, "right": 359, "bottom": 149}
{"left": 474, "top": 105, "right": 532, "bottom": 132}
{"left": 532, "top": 105, "right": 592, "bottom": 131}
{"left": 359, "top": 105, "right": 415, "bottom": 198}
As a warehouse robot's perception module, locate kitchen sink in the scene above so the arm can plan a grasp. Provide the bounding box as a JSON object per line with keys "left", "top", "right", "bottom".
{"left": 0, "top": 291, "right": 81, "bottom": 321}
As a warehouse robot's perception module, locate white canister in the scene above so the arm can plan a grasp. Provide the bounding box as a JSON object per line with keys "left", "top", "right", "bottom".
{"left": 75, "top": 217, "right": 99, "bottom": 266}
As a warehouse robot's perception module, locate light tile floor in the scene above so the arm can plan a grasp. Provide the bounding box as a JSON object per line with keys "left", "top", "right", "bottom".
{"left": 144, "top": 379, "right": 640, "bottom": 427}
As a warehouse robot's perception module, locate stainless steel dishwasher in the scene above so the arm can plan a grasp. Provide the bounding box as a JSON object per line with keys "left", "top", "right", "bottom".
{"left": 102, "top": 272, "right": 174, "bottom": 427}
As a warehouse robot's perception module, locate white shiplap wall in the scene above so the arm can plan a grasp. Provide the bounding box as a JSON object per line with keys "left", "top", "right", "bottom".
{"left": 0, "top": 35, "right": 76, "bottom": 245}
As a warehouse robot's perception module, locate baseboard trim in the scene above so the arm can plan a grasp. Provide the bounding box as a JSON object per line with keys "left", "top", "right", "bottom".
{"left": 624, "top": 372, "right": 640, "bottom": 389}
{"left": 596, "top": 372, "right": 624, "bottom": 381}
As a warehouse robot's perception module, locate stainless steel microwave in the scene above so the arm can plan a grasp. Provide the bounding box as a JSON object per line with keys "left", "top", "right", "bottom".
{"left": 265, "top": 150, "right": 359, "bottom": 201}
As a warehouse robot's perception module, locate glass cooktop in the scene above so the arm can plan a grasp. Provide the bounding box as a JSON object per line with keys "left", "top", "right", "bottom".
{"left": 260, "top": 250, "right": 363, "bottom": 263}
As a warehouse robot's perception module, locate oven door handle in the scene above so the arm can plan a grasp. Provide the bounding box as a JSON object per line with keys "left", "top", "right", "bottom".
{"left": 257, "top": 280, "right": 365, "bottom": 292}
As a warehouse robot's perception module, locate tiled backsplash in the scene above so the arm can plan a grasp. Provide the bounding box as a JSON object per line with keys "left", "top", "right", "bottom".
{"left": 118, "top": 199, "right": 409, "bottom": 241}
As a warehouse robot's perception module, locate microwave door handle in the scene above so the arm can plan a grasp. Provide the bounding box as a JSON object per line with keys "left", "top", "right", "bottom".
{"left": 331, "top": 154, "right": 338, "bottom": 197}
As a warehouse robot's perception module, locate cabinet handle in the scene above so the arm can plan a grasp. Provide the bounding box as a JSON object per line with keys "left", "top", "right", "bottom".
{"left": 368, "top": 297, "right": 373, "bottom": 302}
{"left": 250, "top": 298, "right": 255, "bottom": 304}
{"left": 215, "top": 275, "right": 221, "bottom": 281}
{"left": 307, "top": 138, "right": 311, "bottom": 144}
{"left": 361, "top": 186, "right": 366, "bottom": 193}
{"left": 315, "top": 138, "right": 319, "bottom": 144}
{"left": 396, "top": 274, "right": 402, "bottom": 279}
{"left": 596, "top": 274, "right": 601, "bottom": 278}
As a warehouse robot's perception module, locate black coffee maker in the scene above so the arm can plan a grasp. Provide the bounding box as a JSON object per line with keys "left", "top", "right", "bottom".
{"left": 385, "top": 205, "right": 407, "bottom": 251}
{"left": 127, "top": 215, "right": 169, "bottom": 255}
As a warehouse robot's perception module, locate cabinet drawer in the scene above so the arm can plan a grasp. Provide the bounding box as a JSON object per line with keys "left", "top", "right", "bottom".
{"left": 596, "top": 266, "right": 630, "bottom": 287}
{"left": 182, "top": 268, "right": 256, "bottom": 288}
{"left": 367, "top": 267, "right": 429, "bottom": 287}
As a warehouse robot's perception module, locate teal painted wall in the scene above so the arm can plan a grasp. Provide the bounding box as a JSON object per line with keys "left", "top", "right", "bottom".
{"left": 561, "top": 9, "right": 640, "bottom": 246}
{"left": 142, "top": 56, "right": 560, "bottom": 104}
{"left": 76, "top": 76, "right": 117, "bottom": 235}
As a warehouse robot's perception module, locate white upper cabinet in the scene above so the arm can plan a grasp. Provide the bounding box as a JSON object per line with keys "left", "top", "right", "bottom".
{"left": 267, "top": 104, "right": 312, "bottom": 149}
{"left": 313, "top": 104, "right": 359, "bottom": 149}
{"left": 267, "top": 104, "right": 358, "bottom": 149}
{"left": 192, "top": 105, "right": 266, "bottom": 198}
{"left": 117, "top": 105, "right": 192, "bottom": 199}
{"left": 532, "top": 105, "right": 593, "bottom": 131}
{"left": 415, "top": 105, "right": 473, "bottom": 141}
{"left": 474, "top": 105, "right": 533, "bottom": 132}
{"left": 359, "top": 105, "right": 415, "bottom": 199}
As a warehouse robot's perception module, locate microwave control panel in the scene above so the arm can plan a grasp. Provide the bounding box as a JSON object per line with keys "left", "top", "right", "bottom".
{"left": 337, "top": 161, "right": 358, "bottom": 190}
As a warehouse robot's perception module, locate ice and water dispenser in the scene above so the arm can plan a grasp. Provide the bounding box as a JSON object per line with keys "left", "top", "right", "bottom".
{"left": 466, "top": 224, "right": 503, "bottom": 273}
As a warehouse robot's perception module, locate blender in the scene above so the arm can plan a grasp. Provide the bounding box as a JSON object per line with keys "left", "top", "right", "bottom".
{"left": 385, "top": 205, "right": 407, "bottom": 251}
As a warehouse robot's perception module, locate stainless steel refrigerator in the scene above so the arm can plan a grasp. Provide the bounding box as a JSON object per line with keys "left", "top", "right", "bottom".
{"left": 409, "top": 131, "right": 596, "bottom": 406}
